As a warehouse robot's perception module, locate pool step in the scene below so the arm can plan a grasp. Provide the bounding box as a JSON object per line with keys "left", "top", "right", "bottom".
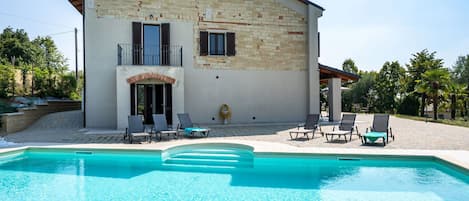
{"left": 171, "top": 152, "right": 251, "bottom": 160}
{"left": 174, "top": 148, "right": 253, "bottom": 155}
{"left": 163, "top": 148, "right": 254, "bottom": 169}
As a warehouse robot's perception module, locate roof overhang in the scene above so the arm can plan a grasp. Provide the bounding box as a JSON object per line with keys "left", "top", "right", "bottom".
{"left": 69, "top": 0, "right": 83, "bottom": 14}
{"left": 319, "top": 64, "right": 360, "bottom": 84}
{"left": 68, "top": 0, "right": 324, "bottom": 15}
{"left": 298, "top": 0, "right": 325, "bottom": 11}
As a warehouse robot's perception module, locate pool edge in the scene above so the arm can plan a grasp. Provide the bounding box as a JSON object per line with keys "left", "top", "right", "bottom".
{"left": 0, "top": 140, "right": 468, "bottom": 173}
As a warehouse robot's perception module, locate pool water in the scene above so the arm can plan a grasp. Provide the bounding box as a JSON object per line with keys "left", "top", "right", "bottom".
{"left": 0, "top": 147, "right": 468, "bottom": 201}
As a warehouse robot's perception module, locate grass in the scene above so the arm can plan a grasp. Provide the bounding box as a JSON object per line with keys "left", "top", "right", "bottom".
{"left": 395, "top": 114, "right": 469, "bottom": 128}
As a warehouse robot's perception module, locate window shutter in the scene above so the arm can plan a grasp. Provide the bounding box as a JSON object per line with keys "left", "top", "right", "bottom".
{"left": 132, "top": 22, "right": 142, "bottom": 65}
{"left": 317, "top": 32, "right": 320, "bottom": 57}
{"left": 226, "top": 32, "right": 236, "bottom": 56}
{"left": 161, "top": 23, "right": 170, "bottom": 65}
{"left": 130, "top": 84, "right": 136, "bottom": 115}
{"left": 200, "top": 31, "right": 208, "bottom": 56}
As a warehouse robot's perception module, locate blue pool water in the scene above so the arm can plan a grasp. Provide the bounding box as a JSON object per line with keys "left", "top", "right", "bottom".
{"left": 0, "top": 146, "right": 468, "bottom": 201}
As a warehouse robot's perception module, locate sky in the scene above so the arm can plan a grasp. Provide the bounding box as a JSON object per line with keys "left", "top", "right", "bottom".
{"left": 315, "top": 0, "right": 469, "bottom": 71}
{"left": 0, "top": 0, "right": 468, "bottom": 72}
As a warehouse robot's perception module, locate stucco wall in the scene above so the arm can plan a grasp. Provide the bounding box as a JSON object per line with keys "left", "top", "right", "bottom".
{"left": 116, "top": 66, "right": 184, "bottom": 130}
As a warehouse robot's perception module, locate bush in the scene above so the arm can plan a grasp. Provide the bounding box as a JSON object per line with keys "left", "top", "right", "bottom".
{"left": 397, "top": 95, "right": 420, "bottom": 116}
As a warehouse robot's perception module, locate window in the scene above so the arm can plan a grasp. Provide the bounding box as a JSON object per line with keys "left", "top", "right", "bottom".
{"left": 200, "top": 31, "right": 235, "bottom": 56}
{"left": 209, "top": 33, "right": 225, "bottom": 55}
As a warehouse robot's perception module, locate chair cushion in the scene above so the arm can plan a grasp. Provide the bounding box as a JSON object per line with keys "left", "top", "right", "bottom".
{"left": 326, "top": 130, "right": 350, "bottom": 135}
{"left": 184, "top": 127, "right": 209, "bottom": 134}
{"left": 364, "top": 132, "right": 386, "bottom": 142}
{"left": 160, "top": 130, "right": 178, "bottom": 134}
{"left": 131, "top": 132, "right": 151, "bottom": 137}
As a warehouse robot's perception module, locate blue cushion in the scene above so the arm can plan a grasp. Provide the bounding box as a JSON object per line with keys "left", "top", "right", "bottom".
{"left": 363, "top": 132, "right": 386, "bottom": 143}
{"left": 184, "top": 128, "right": 209, "bottom": 135}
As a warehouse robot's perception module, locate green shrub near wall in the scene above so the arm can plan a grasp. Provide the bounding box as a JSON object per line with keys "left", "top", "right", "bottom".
{"left": 397, "top": 95, "right": 420, "bottom": 116}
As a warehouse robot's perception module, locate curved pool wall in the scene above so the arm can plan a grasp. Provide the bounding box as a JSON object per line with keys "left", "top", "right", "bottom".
{"left": 0, "top": 143, "right": 468, "bottom": 201}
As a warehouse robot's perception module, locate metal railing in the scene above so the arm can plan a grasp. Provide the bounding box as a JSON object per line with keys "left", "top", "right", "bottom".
{"left": 117, "top": 44, "right": 183, "bottom": 66}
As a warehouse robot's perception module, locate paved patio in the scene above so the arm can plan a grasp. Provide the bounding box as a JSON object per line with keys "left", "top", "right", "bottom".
{"left": 3, "top": 111, "right": 469, "bottom": 150}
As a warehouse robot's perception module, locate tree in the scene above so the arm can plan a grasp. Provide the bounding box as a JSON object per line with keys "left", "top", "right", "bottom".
{"left": 342, "top": 58, "right": 359, "bottom": 74}
{"left": 342, "top": 71, "right": 377, "bottom": 112}
{"left": 415, "top": 68, "right": 451, "bottom": 120}
{"left": 0, "top": 65, "right": 15, "bottom": 98}
{"left": 447, "top": 83, "right": 467, "bottom": 119}
{"left": 452, "top": 55, "right": 469, "bottom": 86}
{"left": 407, "top": 49, "right": 444, "bottom": 117}
{"left": 0, "top": 27, "right": 35, "bottom": 65}
{"left": 0, "top": 27, "right": 77, "bottom": 99}
{"left": 374, "top": 61, "right": 405, "bottom": 113}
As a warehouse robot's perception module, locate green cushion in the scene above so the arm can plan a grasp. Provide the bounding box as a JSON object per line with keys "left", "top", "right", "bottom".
{"left": 184, "top": 128, "right": 209, "bottom": 136}
{"left": 364, "top": 132, "right": 386, "bottom": 143}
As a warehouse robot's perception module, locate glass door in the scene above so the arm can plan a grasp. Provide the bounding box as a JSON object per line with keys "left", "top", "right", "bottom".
{"left": 143, "top": 24, "right": 160, "bottom": 65}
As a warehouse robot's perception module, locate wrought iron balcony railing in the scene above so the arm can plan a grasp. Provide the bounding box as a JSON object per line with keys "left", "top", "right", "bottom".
{"left": 117, "top": 44, "right": 182, "bottom": 66}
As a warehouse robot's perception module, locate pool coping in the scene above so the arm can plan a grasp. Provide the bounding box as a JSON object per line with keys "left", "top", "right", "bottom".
{"left": 1, "top": 139, "right": 468, "bottom": 172}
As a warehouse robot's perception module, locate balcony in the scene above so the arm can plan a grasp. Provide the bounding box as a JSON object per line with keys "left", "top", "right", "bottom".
{"left": 117, "top": 44, "right": 183, "bottom": 67}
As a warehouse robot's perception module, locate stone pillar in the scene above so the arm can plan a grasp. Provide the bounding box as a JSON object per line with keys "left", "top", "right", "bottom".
{"left": 328, "top": 78, "right": 341, "bottom": 122}
{"left": 307, "top": 5, "right": 322, "bottom": 114}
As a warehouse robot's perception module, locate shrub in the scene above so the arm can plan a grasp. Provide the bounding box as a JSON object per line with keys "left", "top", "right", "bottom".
{"left": 397, "top": 95, "right": 420, "bottom": 116}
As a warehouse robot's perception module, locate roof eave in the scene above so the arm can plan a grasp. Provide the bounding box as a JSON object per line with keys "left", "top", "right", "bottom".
{"left": 299, "top": 0, "right": 325, "bottom": 11}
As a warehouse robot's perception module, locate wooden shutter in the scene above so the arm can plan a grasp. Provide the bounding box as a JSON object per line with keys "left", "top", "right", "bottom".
{"left": 199, "top": 31, "right": 208, "bottom": 56}
{"left": 132, "top": 22, "right": 142, "bottom": 65}
{"left": 161, "top": 23, "right": 170, "bottom": 65}
{"left": 226, "top": 32, "right": 236, "bottom": 56}
{"left": 130, "top": 84, "right": 136, "bottom": 115}
{"left": 317, "top": 32, "right": 320, "bottom": 57}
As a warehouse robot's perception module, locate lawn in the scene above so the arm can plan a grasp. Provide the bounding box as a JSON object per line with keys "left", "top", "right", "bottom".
{"left": 395, "top": 114, "right": 469, "bottom": 128}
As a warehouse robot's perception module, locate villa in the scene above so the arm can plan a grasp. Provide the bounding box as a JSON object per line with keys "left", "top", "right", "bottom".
{"left": 68, "top": 0, "right": 358, "bottom": 129}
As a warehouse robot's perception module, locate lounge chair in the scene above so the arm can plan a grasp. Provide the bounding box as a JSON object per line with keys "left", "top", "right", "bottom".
{"left": 125, "top": 115, "right": 151, "bottom": 144}
{"left": 152, "top": 114, "right": 178, "bottom": 140}
{"left": 325, "top": 114, "right": 358, "bottom": 142}
{"left": 362, "top": 114, "right": 395, "bottom": 146}
{"left": 177, "top": 113, "right": 210, "bottom": 137}
{"left": 289, "top": 114, "right": 321, "bottom": 140}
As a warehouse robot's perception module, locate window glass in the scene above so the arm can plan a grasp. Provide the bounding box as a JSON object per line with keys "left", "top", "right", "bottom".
{"left": 209, "top": 34, "right": 216, "bottom": 55}
{"left": 209, "top": 33, "right": 225, "bottom": 55}
{"left": 217, "top": 34, "right": 225, "bottom": 55}
{"left": 143, "top": 25, "right": 160, "bottom": 65}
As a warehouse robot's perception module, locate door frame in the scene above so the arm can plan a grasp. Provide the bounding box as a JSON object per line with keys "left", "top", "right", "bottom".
{"left": 130, "top": 83, "right": 172, "bottom": 125}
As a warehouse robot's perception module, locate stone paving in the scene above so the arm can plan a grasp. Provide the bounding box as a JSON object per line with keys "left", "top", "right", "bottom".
{"left": 4, "top": 112, "right": 469, "bottom": 150}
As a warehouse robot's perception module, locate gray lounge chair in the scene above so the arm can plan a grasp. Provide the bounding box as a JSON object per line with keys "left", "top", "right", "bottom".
{"left": 125, "top": 115, "right": 151, "bottom": 144}
{"left": 177, "top": 113, "right": 210, "bottom": 137}
{"left": 362, "top": 114, "right": 395, "bottom": 146}
{"left": 325, "top": 114, "right": 358, "bottom": 142}
{"left": 152, "top": 114, "right": 178, "bottom": 140}
{"left": 289, "top": 114, "right": 321, "bottom": 140}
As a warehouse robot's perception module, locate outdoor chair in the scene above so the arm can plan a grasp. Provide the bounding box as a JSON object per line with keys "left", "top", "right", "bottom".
{"left": 362, "top": 114, "right": 395, "bottom": 146}
{"left": 177, "top": 113, "right": 210, "bottom": 137}
{"left": 325, "top": 114, "right": 358, "bottom": 142}
{"left": 289, "top": 114, "right": 322, "bottom": 140}
{"left": 152, "top": 114, "right": 178, "bottom": 141}
{"left": 125, "top": 115, "right": 151, "bottom": 144}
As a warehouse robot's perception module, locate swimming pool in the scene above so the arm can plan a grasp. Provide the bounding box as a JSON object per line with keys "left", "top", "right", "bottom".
{"left": 0, "top": 144, "right": 468, "bottom": 201}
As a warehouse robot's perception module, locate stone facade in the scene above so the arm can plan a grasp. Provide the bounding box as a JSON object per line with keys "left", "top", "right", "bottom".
{"left": 94, "top": 0, "right": 307, "bottom": 71}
